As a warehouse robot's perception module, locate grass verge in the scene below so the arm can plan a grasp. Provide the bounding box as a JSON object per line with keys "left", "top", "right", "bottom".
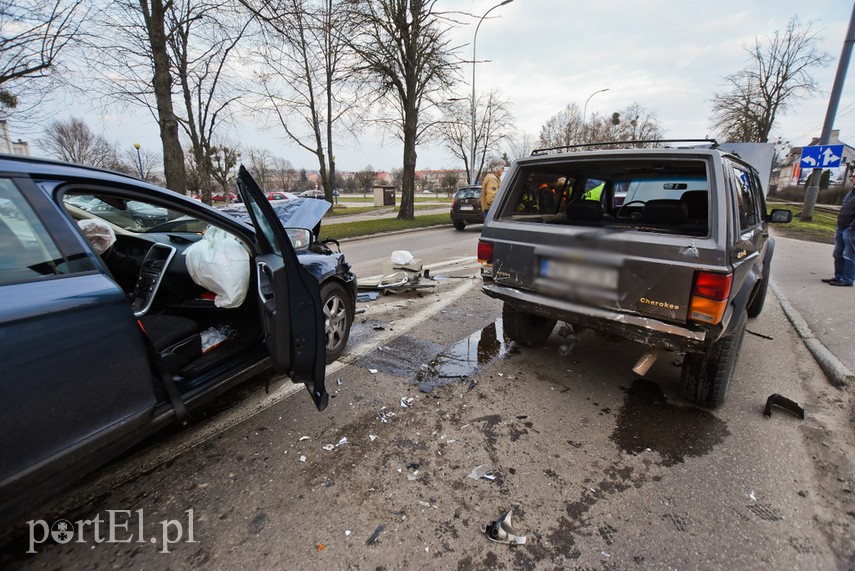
{"left": 318, "top": 213, "right": 451, "bottom": 241}
{"left": 768, "top": 201, "right": 837, "bottom": 244}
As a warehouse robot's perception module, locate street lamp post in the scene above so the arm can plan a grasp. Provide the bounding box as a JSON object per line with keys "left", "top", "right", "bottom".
{"left": 582, "top": 88, "right": 609, "bottom": 143}
{"left": 133, "top": 143, "right": 144, "bottom": 179}
{"left": 470, "top": 0, "right": 513, "bottom": 185}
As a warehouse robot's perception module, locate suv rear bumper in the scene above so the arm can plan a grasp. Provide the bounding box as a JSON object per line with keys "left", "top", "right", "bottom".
{"left": 483, "top": 283, "right": 709, "bottom": 353}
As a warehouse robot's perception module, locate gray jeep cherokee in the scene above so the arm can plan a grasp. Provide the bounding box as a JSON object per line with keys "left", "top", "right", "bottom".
{"left": 478, "top": 141, "right": 792, "bottom": 408}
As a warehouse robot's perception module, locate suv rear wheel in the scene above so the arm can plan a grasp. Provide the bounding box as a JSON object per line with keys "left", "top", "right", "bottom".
{"left": 680, "top": 310, "right": 748, "bottom": 408}
{"left": 452, "top": 220, "right": 466, "bottom": 231}
{"left": 502, "top": 302, "right": 556, "bottom": 347}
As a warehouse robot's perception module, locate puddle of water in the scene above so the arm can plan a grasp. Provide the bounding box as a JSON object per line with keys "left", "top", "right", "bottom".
{"left": 416, "top": 319, "right": 507, "bottom": 389}
{"left": 610, "top": 378, "right": 730, "bottom": 467}
{"left": 355, "top": 334, "right": 443, "bottom": 378}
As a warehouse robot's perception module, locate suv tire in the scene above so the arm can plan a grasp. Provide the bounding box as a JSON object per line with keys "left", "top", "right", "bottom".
{"left": 453, "top": 220, "right": 466, "bottom": 231}
{"left": 680, "top": 310, "right": 748, "bottom": 408}
{"left": 746, "top": 273, "right": 769, "bottom": 318}
{"left": 321, "top": 281, "right": 353, "bottom": 363}
{"left": 502, "top": 302, "right": 556, "bottom": 347}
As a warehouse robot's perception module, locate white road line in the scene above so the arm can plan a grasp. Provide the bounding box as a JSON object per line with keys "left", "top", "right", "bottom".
{"left": 54, "top": 274, "right": 481, "bottom": 507}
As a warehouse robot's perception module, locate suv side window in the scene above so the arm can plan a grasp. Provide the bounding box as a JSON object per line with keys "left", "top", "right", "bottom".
{"left": 729, "top": 164, "right": 760, "bottom": 230}
{"left": 0, "top": 179, "right": 93, "bottom": 285}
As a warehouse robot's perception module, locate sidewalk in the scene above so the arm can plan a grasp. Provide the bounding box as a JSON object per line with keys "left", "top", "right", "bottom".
{"left": 769, "top": 231, "right": 854, "bottom": 383}
{"left": 322, "top": 206, "right": 450, "bottom": 225}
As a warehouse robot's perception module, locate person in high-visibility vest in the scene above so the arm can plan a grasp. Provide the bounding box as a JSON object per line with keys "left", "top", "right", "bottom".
{"left": 583, "top": 181, "right": 605, "bottom": 201}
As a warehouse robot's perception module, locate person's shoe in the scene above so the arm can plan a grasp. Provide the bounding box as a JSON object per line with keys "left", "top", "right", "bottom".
{"left": 828, "top": 279, "right": 853, "bottom": 287}
{"left": 821, "top": 277, "right": 838, "bottom": 283}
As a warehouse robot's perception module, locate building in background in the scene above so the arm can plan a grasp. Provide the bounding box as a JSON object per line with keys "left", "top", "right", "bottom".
{"left": 0, "top": 120, "right": 30, "bottom": 156}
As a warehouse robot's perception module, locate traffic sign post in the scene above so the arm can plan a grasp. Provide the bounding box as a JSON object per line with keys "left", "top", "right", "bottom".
{"left": 799, "top": 144, "right": 844, "bottom": 169}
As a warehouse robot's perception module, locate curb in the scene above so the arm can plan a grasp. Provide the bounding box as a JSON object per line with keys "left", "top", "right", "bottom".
{"left": 770, "top": 278, "right": 854, "bottom": 388}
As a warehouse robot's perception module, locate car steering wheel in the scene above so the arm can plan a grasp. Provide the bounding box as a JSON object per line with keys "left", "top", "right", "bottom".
{"left": 617, "top": 200, "right": 646, "bottom": 220}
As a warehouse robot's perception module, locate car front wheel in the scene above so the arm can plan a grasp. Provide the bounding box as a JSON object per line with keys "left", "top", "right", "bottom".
{"left": 502, "top": 302, "right": 556, "bottom": 347}
{"left": 321, "top": 281, "right": 353, "bottom": 363}
{"left": 680, "top": 309, "right": 748, "bottom": 408}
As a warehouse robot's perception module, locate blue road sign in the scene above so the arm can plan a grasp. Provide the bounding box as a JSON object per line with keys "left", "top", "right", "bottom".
{"left": 799, "top": 144, "right": 844, "bottom": 169}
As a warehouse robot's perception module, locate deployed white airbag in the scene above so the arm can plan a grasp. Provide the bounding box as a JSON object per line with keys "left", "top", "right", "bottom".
{"left": 77, "top": 219, "right": 116, "bottom": 255}
{"left": 184, "top": 226, "right": 249, "bottom": 308}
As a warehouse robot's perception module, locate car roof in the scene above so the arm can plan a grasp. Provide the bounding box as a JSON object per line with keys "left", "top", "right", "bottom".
{"left": 0, "top": 154, "right": 167, "bottom": 190}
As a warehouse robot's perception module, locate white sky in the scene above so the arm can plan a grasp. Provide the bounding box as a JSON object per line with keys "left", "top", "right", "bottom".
{"left": 26, "top": 0, "right": 855, "bottom": 173}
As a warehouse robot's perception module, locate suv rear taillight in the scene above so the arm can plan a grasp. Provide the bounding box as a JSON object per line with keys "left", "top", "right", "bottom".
{"left": 477, "top": 240, "right": 493, "bottom": 264}
{"left": 452, "top": 196, "right": 458, "bottom": 207}
{"left": 688, "top": 272, "right": 732, "bottom": 325}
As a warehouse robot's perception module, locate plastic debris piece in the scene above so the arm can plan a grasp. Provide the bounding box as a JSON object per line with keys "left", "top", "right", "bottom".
{"left": 406, "top": 462, "right": 420, "bottom": 469}
{"left": 418, "top": 500, "right": 430, "bottom": 508}
{"left": 299, "top": 436, "right": 310, "bottom": 441}
{"left": 345, "top": 530, "right": 352, "bottom": 537}
{"left": 468, "top": 464, "right": 493, "bottom": 480}
{"left": 746, "top": 329, "right": 774, "bottom": 340}
{"left": 369, "top": 368, "right": 378, "bottom": 374}
{"left": 299, "top": 455, "right": 306, "bottom": 463}
{"left": 401, "top": 397, "right": 414, "bottom": 408}
{"left": 763, "top": 393, "right": 805, "bottom": 419}
{"left": 336, "top": 378, "right": 342, "bottom": 386}
{"left": 483, "top": 474, "right": 497, "bottom": 481}
{"left": 369, "top": 434, "right": 378, "bottom": 442}
{"left": 356, "top": 291, "right": 380, "bottom": 302}
{"left": 366, "top": 525, "right": 385, "bottom": 546}
{"left": 481, "top": 509, "right": 527, "bottom": 545}
{"left": 336, "top": 437, "right": 348, "bottom": 447}
{"left": 354, "top": 308, "right": 367, "bottom": 315}
{"left": 322, "top": 444, "right": 335, "bottom": 451}
{"left": 316, "top": 544, "right": 325, "bottom": 551}
{"left": 378, "top": 411, "right": 397, "bottom": 423}
{"left": 749, "top": 491, "right": 757, "bottom": 501}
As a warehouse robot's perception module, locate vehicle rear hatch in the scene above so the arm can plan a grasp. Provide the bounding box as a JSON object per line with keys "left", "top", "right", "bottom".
{"left": 482, "top": 151, "right": 728, "bottom": 326}
{"left": 453, "top": 187, "right": 482, "bottom": 212}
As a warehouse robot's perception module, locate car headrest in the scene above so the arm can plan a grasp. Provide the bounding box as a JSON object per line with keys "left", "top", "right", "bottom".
{"left": 680, "top": 190, "right": 708, "bottom": 220}
{"left": 564, "top": 200, "right": 603, "bottom": 222}
{"left": 641, "top": 199, "right": 688, "bottom": 225}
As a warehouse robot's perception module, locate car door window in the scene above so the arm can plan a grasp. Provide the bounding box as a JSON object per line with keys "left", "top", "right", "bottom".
{"left": 730, "top": 165, "right": 759, "bottom": 230}
{"left": 0, "top": 179, "right": 94, "bottom": 285}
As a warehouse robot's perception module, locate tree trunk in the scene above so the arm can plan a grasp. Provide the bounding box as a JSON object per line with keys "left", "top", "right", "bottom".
{"left": 140, "top": 0, "right": 186, "bottom": 194}
{"left": 399, "top": 115, "right": 417, "bottom": 220}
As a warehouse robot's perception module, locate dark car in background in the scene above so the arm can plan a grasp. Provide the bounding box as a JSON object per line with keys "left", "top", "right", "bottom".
{"left": 478, "top": 141, "right": 792, "bottom": 408}
{"left": 450, "top": 185, "right": 483, "bottom": 230}
{"left": 299, "top": 189, "right": 327, "bottom": 200}
{"left": 0, "top": 157, "right": 330, "bottom": 528}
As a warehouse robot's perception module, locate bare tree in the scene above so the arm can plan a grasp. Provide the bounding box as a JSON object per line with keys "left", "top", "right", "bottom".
{"left": 506, "top": 131, "right": 535, "bottom": 160}
{"left": 246, "top": 146, "right": 273, "bottom": 189}
{"left": 355, "top": 165, "right": 375, "bottom": 198}
{"left": 271, "top": 156, "right": 297, "bottom": 191}
{"left": 537, "top": 103, "right": 584, "bottom": 148}
{"left": 211, "top": 144, "right": 240, "bottom": 198}
{"left": 0, "top": 0, "right": 85, "bottom": 118}
{"left": 39, "top": 116, "right": 123, "bottom": 168}
{"left": 588, "top": 103, "right": 664, "bottom": 147}
{"left": 710, "top": 17, "right": 830, "bottom": 143}
{"left": 347, "top": 0, "right": 458, "bottom": 220}
{"left": 438, "top": 89, "right": 513, "bottom": 181}
{"left": 242, "top": 0, "right": 359, "bottom": 203}
{"left": 169, "top": 1, "right": 249, "bottom": 204}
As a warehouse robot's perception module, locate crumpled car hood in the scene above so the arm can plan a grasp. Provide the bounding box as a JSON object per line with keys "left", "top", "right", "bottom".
{"left": 221, "top": 197, "right": 331, "bottom": 234}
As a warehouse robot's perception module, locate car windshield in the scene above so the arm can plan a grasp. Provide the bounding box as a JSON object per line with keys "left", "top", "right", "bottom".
{"left": 497, "top": 157, "right": 710, "bottom": 236}
{"left": 62, "top": 193, "right": 181, "bottom": 233}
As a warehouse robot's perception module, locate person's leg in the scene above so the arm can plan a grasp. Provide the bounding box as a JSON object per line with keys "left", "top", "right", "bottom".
{"left": 830, "top": 228, "right": 845, "bottom": 281}
{"left": 840, "top": 228, "right": 855, "bottom": 285}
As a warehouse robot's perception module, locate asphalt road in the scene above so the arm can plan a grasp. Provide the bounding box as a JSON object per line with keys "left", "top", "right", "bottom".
{"left": 2, "top": 227, "right": 853, "bottom": 570}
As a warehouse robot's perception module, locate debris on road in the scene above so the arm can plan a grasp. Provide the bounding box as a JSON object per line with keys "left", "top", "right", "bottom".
{"left": 299, "top": 436, "right": 310, "bottom": 441}
{"left": 356, "top": 291, "right": 380, "bottom": 302}
{"left": 336, "top": 437, "right": 348, "bottom": 447}
{"left": 763, "top": 393, "right": 805, "bottom": 419}
{"left": 746, "top": 329, "right": 774, "bottom": 340}
{"left": 299, "top": 455, "right": 306, "bottom": 463}
{"left": 369, "top": 434, "right": 378, "bottom": 442}
{"left": 378, "top": 409, "right": 397, "bottom": 423}
{"left": 467, "top": 464, "right": 494, "bottom": 480}
{"left": 481, "top": 509, "right": 527, "bottom": 545}
{"left": 368, "top": 368, "right": 378, "bottom": 374}
{"left": 336, "top": 378, "right": 342, "bottom": 386}
{"left": 418, "top": 382, "right": 433, "bottom": 394}
{"left": 322, "top": 444, "right": 335, "bottom": 451}
{"left": 366, "top": 525, "right": 384, "bottom": 546}
{"left": 401, "top": 396, "right": 414, "bottom": 408}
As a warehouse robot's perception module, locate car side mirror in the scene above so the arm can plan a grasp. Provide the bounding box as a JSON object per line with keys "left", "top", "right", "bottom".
{"left": 768, "top": 209, "right": 793, "bottom": 223}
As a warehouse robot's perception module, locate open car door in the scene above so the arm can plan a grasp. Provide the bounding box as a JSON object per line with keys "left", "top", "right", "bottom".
{"left": 237, "top": 166, "right": 328, "bottom": 411}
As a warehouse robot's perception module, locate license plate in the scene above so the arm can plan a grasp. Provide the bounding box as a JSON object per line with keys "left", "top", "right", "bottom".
{"left": 539, "top": 259, "right": 618, "bottom": 290}
{"left": 460, "top": 205, "right": 474, "bottom": 211}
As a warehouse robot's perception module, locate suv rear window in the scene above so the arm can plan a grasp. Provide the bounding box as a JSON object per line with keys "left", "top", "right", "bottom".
{"left": 456, "top": 187, "right": 480, "bottom": 199}
{"left": 496, "top": 158, "right": 710, "bottom": 236}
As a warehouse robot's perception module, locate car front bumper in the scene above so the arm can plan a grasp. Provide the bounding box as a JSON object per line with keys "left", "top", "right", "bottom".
{"left": 482, "top": 283, "right": 709, "bottom": 353}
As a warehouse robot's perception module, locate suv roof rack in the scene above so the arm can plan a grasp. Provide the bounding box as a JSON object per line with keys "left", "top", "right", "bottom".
{"left": 530, "top": 138, "right": 719, "bottom": 156}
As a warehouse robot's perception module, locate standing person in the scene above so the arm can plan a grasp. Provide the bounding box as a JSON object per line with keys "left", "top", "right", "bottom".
{"left": 822, "top": 174, "right": 855, "bottom": 287}
{"left": 481, "top": 159, "right": 505, "bottom": 219}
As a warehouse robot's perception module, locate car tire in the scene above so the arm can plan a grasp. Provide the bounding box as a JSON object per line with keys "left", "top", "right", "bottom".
{"left": 452, "top": 219, "right": 466, "bottom": 231}
{"left": 746, "top": 273, "right": 769, "bottom": 318}
{"left": 321, "top": 281, "right": 353, "bottom": 363}
{"left": 680, "top": 309, "right": 748, "bottom": 408}
{"left": 502, "top": 302, "right": 556, "bottom": 347}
